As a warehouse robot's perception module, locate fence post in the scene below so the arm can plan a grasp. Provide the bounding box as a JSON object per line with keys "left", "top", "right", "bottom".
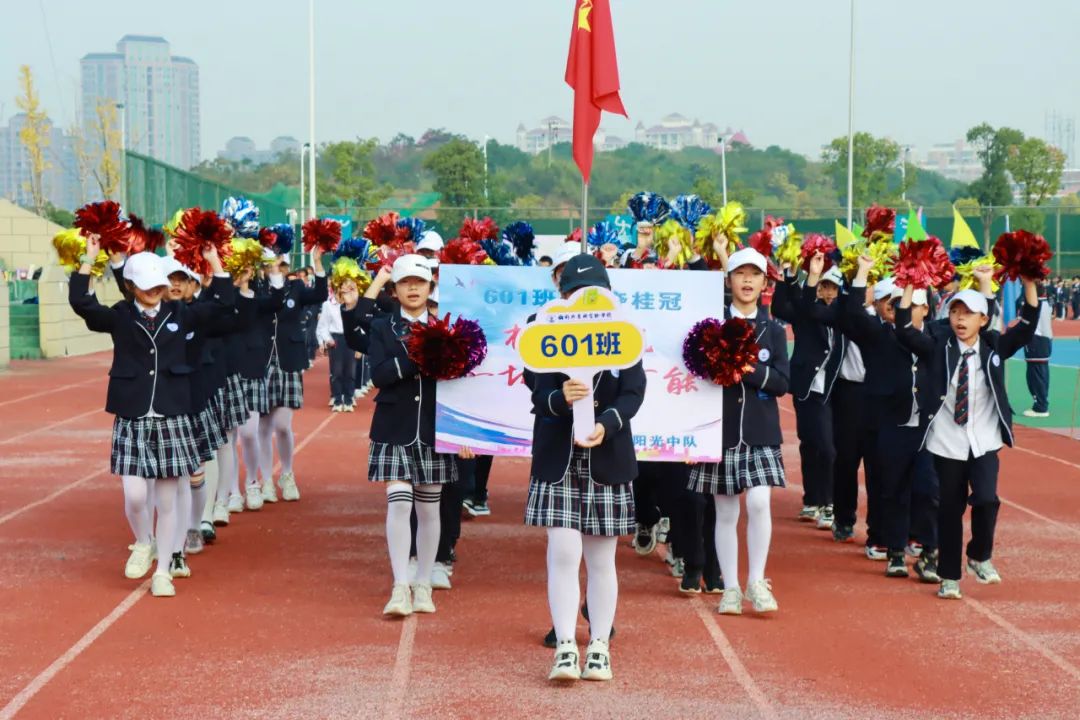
{"left": 1056, "top": 208, "right": 1062, "bottom": 275}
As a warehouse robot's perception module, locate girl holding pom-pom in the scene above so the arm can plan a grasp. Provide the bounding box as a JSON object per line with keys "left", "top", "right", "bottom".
{"left": 685, "top": 244, "right": 791, "bottom": 616}
{"left": 68, "top": 234, "right": 234, "bottom": 598}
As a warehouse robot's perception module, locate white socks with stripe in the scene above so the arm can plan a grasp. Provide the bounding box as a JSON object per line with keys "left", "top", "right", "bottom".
{"left": 413, "top": 485, "right": 442, "bottom": 588}
{"left": 386, "top": 484, "right": 414, "bottom": 585}
{"left": 714, "top": 486, "right": 773, "bottom": 589}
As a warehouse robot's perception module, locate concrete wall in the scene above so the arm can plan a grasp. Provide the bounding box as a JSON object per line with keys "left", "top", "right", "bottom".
{"left": 0, "top": 199, "right": 125, "bottom": 358}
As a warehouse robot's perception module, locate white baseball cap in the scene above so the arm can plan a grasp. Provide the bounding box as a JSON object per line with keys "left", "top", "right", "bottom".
{"left": 872, "top": 277, "right": 896, "bottom": 302}
{"left": 261, "top": 247, "right": 280, "bottom": 263}
{"left": 122, "top": 252, "right": 169, "bottom": 290}
{"left": 416, "top": 230, "right": 444, "bottom": 253}
{"left": 391, "top": 254, "right": 434, "bottom": 283}
{"left": 821, "top": 266, "right": 844, "bottom": 287}
{"left": 946, "top": 288, "right": 988, "bottom": 316}
{"left": 727, "top": 247, "right": 768, "bottom": 274}
{"left": 161, "top": 256, "right": 199, "bottom": 281}
{"left": 891, "top": 286, "right": 928, "bottom": 306}
{"left": 553, "top": 242, "right": 582, "bottom": 269}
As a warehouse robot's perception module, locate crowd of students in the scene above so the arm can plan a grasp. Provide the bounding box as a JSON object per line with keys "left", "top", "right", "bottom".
{"left": 66, "top": 192, "right": 1045, "bottom": 684}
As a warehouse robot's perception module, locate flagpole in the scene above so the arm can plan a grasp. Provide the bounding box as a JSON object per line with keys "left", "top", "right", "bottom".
{"left": 580, "top": 180, "right": 589, "bottom": 254}
{"left": 845, "top": 0, "right": 856, "bottom": 229}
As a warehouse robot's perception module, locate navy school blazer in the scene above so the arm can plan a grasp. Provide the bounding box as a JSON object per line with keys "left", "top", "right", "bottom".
{"left": 720, "top": 307, "right": 790, "bottom": 448}
{"left": 366, "top": 313, "right": 439, "bottom": 446}
{"left": 266, "top": 275, "right": 328, "bottom": 373}
{"left": 233, "top": 285, "right": 286, "bottom": 380}
{"left": 771, "top": 276, "right": 845, "bottom": 402}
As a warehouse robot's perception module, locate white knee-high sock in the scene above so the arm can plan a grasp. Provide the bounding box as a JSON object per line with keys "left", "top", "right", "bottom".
{"left": 201, "top": 459, "right": 218, "bottom": 524}
{"left": 257, "top": 413, "right": 275, "bottom": 486}
{"left": 237, "top": 413, "right": 261, "bottom": 488}
{"left": 191, "top": 470, "right": 208, "bottom": 529}
{"left": 175, "top": 476, "right": 192, "bottom": 554}
{"left": 546, "top": 528, "right": 583, "bottom": 643}
{"left": 714, "top": 494, "right": 741, "bottom": 590}
{"left": 154, "top": 478, "right": 180, "bottom": 574}
{"left": 745, "top": 486, "right": 773, "bottom": 584}
{"left": 217, "top": 435, "right": 237, "bottom": 501}
{"left": 413, "top": 484, "right": 442, "bottom": 586}
{"left": 581, "top": 535, "right": 619, "bottom": 642}
{"left": 386, "top": 484, "right": 414, "bottom": 585}
{"left": 121, "top": 475, "right": 152, "bottom": 545}
{"left": 272, "top": 408, "right": 295, "bottom": 476}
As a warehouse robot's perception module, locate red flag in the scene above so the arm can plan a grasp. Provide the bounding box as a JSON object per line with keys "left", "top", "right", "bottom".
{"left": 565, "top": 0, "right": 627, "bottom": 183}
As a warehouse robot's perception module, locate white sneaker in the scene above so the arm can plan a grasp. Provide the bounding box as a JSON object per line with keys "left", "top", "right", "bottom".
{"left": 1022, "top": 409, "right": 1050, "bottom": 418}
{"left": 328, "top": 398, "right": 335, "bottom": 407}
{"left": 280, "top": 472, "right": 300, "bottom": 501}
{"left": 151, "top": 571, "right": 176, "bottom": 597}
{"left": 718, "top": 587, "right": 744, "bottom": 615}
{"left": 261, "top": 482, "right": 278, "bottom": 504}
{"left": 345, "top": 403, "right": 355, "bottom": 413}
{"left": 746, "top": 579, "right": 778, "bottom": 613}
{"left": 937, "top": 579, "right": 963, "bottom": 600}
{"left": 332, "top": 404, "right": 343, "bottom": 413}
{"left": 184, "top": 529, "right": 204, "bottom": 555}
{"left": 169, "top": 553, "right": 191, "bottom": 579}
{"left": 431, "top": 562, "right": 452, "bottom": 590}
{"left": 354, "top": 388, "right": 364, "bottom": 399}
{"left": 124, "top": 542, "right": 154, "bottom": 579}
{"left": 815, "top": 505, "right": 834, "bottom": 530}
{"left": 581, "top": 639, "right": 613, "bottom": 681}
{"left": 411, "top": 583, "right": 436, "bottom": 613}
{"left": 548, "top": 640, "right": 581, "bottom": 681}
{"left": 966, "top": 558, "right": 1002, "bottom": 584}
{"left": 212, "top": 501, "right": 230, "bottom": 526}
{"left": 798, "top": 505, "right": 819, "bottom": 522}
{"left": 245, "top": 484, "right": 264, "bottom": 511}
{"left": 383, "top": 583, "right": 412, "bottom": 616}
{"left": 227, "top": 493, "right": 244, "bottom": 513}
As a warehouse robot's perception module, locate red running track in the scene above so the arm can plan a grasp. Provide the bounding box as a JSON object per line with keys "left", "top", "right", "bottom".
{"left": 0, "top": 352, "right": 1078, "bottom": 719}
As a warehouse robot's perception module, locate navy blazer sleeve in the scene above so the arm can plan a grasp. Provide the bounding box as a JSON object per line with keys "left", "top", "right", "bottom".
{"left": 528, "top": 370, "right": 573, "bottom": 418}
{"left": 367, "top": 320, "right": 420, "bottom": 389}
{"left": 770, "top": 277, "right": 799, "bottom": 324}
{"left": 995, "top": 300, "right": 1039, "bottom": 360}
{"left": 894, "top": 306, "right": 937, "bottom": 361}
{"left": 741, "top": 322, "right": 790, "bottom": 396}
{"left": 842, "top": 287, "right": 885, "bottom": 347}
{"left": 68, "top": 272, "right": 116, "bottom": 333}
{"left": 595, "top": 362, "right": 647, "bottom": 437}
{"left": 299, "top": 274, "right": 329, "bottom": 307}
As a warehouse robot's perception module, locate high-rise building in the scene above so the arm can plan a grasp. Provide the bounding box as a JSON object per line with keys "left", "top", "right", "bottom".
{"left": 217, "top": 135, "right": 301, "bottom": 165}
{"left": 80, "top": 35, "right": 200, "bottom": 169}
{"left": 0, "top": 113, "right": 82, "bottom": 211}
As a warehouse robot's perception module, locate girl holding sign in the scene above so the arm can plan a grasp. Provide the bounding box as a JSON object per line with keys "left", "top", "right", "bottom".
{"left": 687, "top": 246, "right": 791, "bottom": 615}
{"left": 523, "top": 254, "right": 647, "bottom": 683}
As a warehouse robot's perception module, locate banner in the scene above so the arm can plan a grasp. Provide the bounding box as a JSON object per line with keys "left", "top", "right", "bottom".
{"left": 435, "top": 265, "right": 725, "bottom": 462}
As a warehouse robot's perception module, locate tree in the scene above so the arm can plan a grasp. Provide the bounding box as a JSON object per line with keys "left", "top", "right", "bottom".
{"left": 609, "top": 190, "right": 635, "bottom": 216}
{"left": 691, "top": 175, "right": 723, "bottom": 208}
{"left": 86, "top": 101, "right": 123, "bottom": 200}
{"left": 1007, "top": 138, "right": 1065, "bottom": 206}
{"left": 966, "top": 123, "right": 1024, "bottom": 244}
{"left": 954, "top": 197, "right": 981, "bottom": 216}
{"left": 15, "top": 65, "right": 51, "bottom": 214}
{"left": 511, "top": 194, "right": 545, "bottom": 213}
{"left": 1009, "top": 207, "right": 1046, "bottom": 235}
{"left": 316, "top": 138, "right": 385, "bottom": 210}
{"left": 423, "top": 138, "right": 486, "bottom": 208}
{"left": 821, "top": 132, "right": 901, "bottom": 208}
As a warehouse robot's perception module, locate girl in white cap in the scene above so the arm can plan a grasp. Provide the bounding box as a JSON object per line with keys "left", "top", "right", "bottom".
{"left": 69, "top": 237, "right": 233, "bottom": 597}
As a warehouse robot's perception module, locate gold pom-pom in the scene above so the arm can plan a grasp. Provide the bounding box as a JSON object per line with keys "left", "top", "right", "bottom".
{"left": 774, "top": 228, "right": 804, "bottom": 270}
{"left": 695, "top": 201, "right": 748, "bottom": 259}
{"left": 52, "top": 228, "right": 108, "bottom": 277}
{"left": 655, "top": 219, "right": 695, "bottom": 267}
{"left": 330, "top": 257, "right": 372, "bottom": 294}
{"left": 839, "top": 241, "right": 897, "bottom": 285}
{"left": 955, "top": 254, "right": 1002, "bottom": 293}
{"left": 223, "top": 237, "right": 265, "bottom": 276}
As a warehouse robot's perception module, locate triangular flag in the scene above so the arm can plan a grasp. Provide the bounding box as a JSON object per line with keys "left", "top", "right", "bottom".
{"left": 902, "top": 206, "right": 927, "bottom": 242}
{"left": 835, "top": 220, "right": 859, "bottom": 249}
{"left": 852, "top": 221, "right": 865, "bottom": 238}
{"left": 951, "top": 205, "right": 979, "bottom": 249}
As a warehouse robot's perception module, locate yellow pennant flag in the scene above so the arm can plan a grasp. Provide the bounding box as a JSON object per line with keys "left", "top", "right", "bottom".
{"left": 835, "top": 219, "right": 859, "bottom": 249}
{"left": 951, "top": 205, "right": 979, "bottom": 249}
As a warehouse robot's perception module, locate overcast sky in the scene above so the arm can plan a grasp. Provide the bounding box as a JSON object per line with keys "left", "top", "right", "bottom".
{"left": 2, "top": 0, "right": 1078, "bottom": 162}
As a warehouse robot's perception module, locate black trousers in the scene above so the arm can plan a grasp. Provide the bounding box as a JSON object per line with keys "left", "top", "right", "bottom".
{"left": 677, "top": 487, "right": 719, "bottom": 578}
{"left": 328, "top": 333, "right": 356, "bottom": 404}
{"left": 933, "top": 451, "right": 1000, "bottom": 581}
{"left": 878, "top": 425, "right": 938, "bottom": 553}
{"left": 460, "top": 455, "right": 493, "bottom": 503}
{"left": 832, "top": 379, "right": 867, "bottom": 530}
{"left": 794, "top": 392, "right": 836, "bottom": 507}
{"left": 858, "top": 401, "right": 884, "bottom": 547}
{"left": 633, "top": 461, "right": 683, "bottom": 529}
{"left": 1025, "top": 361, "right": 1050, "bottom": 413}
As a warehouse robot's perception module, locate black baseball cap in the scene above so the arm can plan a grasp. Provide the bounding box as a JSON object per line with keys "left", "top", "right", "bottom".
{"left": 559, "top": 254, "right": 611, "bottom": 295}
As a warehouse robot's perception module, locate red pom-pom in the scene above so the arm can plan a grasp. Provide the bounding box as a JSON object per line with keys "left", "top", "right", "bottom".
{"left": 170, "top": 208, "right": 233, "bottom": 276}
{"left": 565, "top": 227, "right": 582, "bottom": 244}
{"left": 892, "top": 236, "right": 955, "bottom": 290}
{"left": 440, "top": 238, "right": 489, "bottom": 265}
{"left": 363, "top": 212, "right": 402, "bottom": 246}
{"left": 405, "top": 313, "right": 489, "bottom": 380}
{"left": 258, "top": 227, "right": 278, "bottom": 248}
{"left": 458, "top": 217, "right": 499, "bottom": 244}
{"left": 126, "top": 214, "right": 165, "bottom": 255}
{"left": 799, "top": 233, "right": 837, "bottom": 272}
{"left": 682, "top": 317, "right": 760, "bottom": 387}
{"left": 74, "top": 201, "right": 129, "bottom": 254}
{"left": 862, "top": 204, "right": 896, "bottom": 240}
{"left": 992, "top": 230, "right": 1052, "bottom": 282}
{"left": 302, "top": 218, "right": 342, "bottom": 253}
{"left": 367, "top": 242, "right": 416, "bottom": 273}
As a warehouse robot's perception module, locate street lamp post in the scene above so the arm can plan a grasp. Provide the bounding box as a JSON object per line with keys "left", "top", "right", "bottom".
{"left": 307, "top": 0, "right": 317, "bottom": 220}
{"left": 900, "top": 145, "right": 910, "bottom": 202}
{"left": 547, "top": 120, "right": 555, "bottom": 167}
{"left": 299, "top": 143, "right": 308, "bottom": 226}
{"left": 845, "top": 0, "right": 856, "bottom": 228}
{"left": 719, "top": 134, "right": 730, "bottom": 206}
{"left": 117, "top": 102, "right": 126, "bottom": 208}
{"left": 483, "top": 134, "right": 490, "bottom": 203}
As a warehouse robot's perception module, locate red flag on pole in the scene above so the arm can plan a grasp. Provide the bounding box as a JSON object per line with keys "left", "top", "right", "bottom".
{"left": 565, "top": 0, "right": 627, "bottom": 183}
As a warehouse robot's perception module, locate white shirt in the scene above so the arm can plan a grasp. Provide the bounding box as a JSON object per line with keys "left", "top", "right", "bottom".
{"left": 839, "top": 341, "right": 865, "bottom": 382}
{"left": 809, "top": 326, "right": 834, "bottom": 394}
{"left": 926, "top": 339, "right": 1003, "bottom": 460}
{"left": 401, "top": 308, "right": 429, "bottom": 324}
{"left": 316, "top": 297, "right": 343, "bottom": 344}
{"left": 729, "top": 305, "right": 758, "bottom": 321}
{"left": 902, "top": 352, "right": 920, "bottom": 428}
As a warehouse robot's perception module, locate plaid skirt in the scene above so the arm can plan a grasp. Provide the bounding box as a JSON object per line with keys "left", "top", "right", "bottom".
{"left": 525, "top": 449, "right": 636, "bottom": 536}
{"left": 222, "top": 374, "right": 251, "bottom": 430}
{"left": 241, "top": 376, "right": 270, "bottom": 417}
{"left": 111, "top": 415, "right": 201, "bottom": 480}
{"left": 687, "top": 445, "right": 786, "bottom": 496}
{"left": 194, "top": 395, "right": 228, "bottom": 463}
{"left": 367, "top": 441, "right": 458, "bottom": 485}
{"left": 266, "top": 365, "right": 303, "bottom": 411}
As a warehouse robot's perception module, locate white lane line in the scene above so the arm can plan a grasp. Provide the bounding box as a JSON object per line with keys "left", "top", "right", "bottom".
{"left": 691, "top": 598, "right": 778, "bottom": 720}
{"left": 385, "top": 616, "right": 418, "bottom": 717}
{"left": 1013, "top": 444, "right": 1080, "bottom": 473}
{"left": 0, "top": 409, "right": 101, "bottom": 447}
{"left": 964, "top": 596, "right": 1080, "bottom": 683}
{"left": 0, "top": 379, "right": 99, "bottom": 409}
{"left": 0, "top": 468, "right": 107, "bottom": 528}
{"left": 0, "top": 580, "right": 150, "bottom": 720}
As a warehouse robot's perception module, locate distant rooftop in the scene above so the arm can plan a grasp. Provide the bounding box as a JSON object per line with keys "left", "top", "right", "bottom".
{"left": 118, "top": 34, "right": 168, "bottom": 44}
{"left": 81, "top": 52, "right": 124, "bottom": 61}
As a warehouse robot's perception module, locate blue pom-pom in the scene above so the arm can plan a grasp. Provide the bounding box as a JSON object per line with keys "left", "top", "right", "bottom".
{"left": 949, "top": 246, "right": 983, "bottom": 266}
{"left": 479, "top": 238, "right": 520, "bottom": 267}
{"left": 334, "top": 237, "right": 373, "bottom": 263}
{"left": 269, "top": 223, "right": 294, "bottom": 255}
{"left": 221, "top": 196, "right": 260, "bottom": 239}
{"left": 669, "top": 194, "right": 713, "bottom": 231}
{"left": 502, "top": 221, "right": 536, "bottom": 265}
{"left": 627, "top": 192, "right": 671, "bottom": 224}
{"left": 395, "top": 216, "right": 427, "bottom": 244}
{"left": 588, "top": 220, "right": 620, "bottom": 249}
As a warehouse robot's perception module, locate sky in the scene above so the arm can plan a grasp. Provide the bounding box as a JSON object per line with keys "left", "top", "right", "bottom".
{"left": 2, "top": 0, "right": 1079, "bottom": 163}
